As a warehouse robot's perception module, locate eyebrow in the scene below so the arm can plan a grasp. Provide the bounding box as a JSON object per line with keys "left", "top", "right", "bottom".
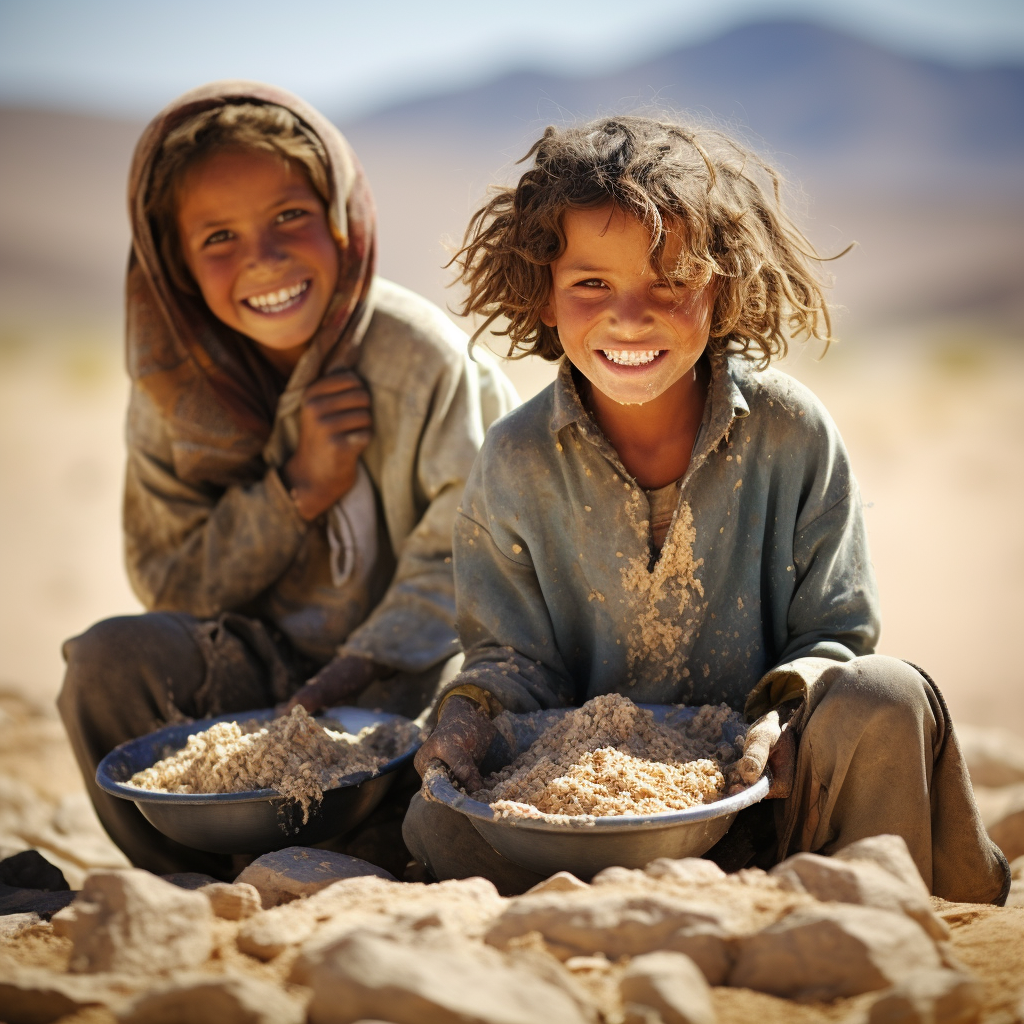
{"left": 187, "top": 187, "right": 316, "bottom": 233}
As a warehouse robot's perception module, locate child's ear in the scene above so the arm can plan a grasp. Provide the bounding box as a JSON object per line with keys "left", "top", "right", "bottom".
{"left": 539, "top": 297, "right": 557, "bottom": 329}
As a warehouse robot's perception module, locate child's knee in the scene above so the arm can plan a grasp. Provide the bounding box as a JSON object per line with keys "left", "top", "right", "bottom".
{"left": 806, "top": 656, "right": 939, "bottom": 756}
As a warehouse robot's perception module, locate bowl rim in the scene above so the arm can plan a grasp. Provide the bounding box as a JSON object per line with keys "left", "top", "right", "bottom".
{"left": 96, "top": 706, "right": 420, "bottom": 806}
{"left": 425, "top": 763, "right": 771, "bottom": 834}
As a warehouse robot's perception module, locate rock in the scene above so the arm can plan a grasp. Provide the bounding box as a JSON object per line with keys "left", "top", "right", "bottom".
{"left": 300, "top": 929, "right": 593, "bottom": 1024}
{"left": 0, "top": 881, "right": 76, "bottom": 918}
{"left": 0, "top": 911, "right": 40, "bottom": 939}
{"left": 526, "top": 871, "right": 589, "bottom": 895}
{"left": 988, "top": 802, "right": 1024, "bottom": 862}
{"left": 644, "top": 859, "right": 726, "bottom": 884}
{"left": 833, "top": 834, "right": 929, "bottom": 891}
{"left": 202, "top": 881, "right": 262, "bottom": 920}
{"left": 63, "top": 868, "right": 213, "bottom": 974}
{"left": 620, "top": 951, "right": 715, "bottom": 1024}
{"left": 771, "top": 843, "right": 948, "bottom": 940}
{"left": 0, "top": 849, "right": 69, "bottom": 890}
{"left": 116, "top": 973, "right": 307, "bottom": 1024}
{"left": 867, "top": 968, "right": 984, "bottom": 1024}
{"left": 0, "top": 963, "right": 140, "bottom": 1023}
{"left": 235, "top": 847, "right": 395, "bottom": 909}
{"left": 237, "top": 901, "right": 320, "bottom": 960}
{"left": 956, "top": 724, "right": 1024, "bottom": 788}
{"left": 729, "top": 903, "right": 943, "bottom": 1000}
{"left": 160, "top": 871, "right": 220, "bottom": 890}
{"left": 661, "top": 928, "right": 732, "bottom": 986}
{"left": 486, "top": 890, "right": 736, "bottom": 959}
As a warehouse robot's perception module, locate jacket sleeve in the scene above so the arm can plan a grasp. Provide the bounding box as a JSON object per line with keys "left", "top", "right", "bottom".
{"left": 746, "top": 427, "right": 880, "bottom": 721}
{"left": 123, "top": 386, "right": 309, "bottom": 616}
{"left": 338, "top": 347, "right": 521, "bottom": 675}
{"left": 432, "top": 428, "right": 577, "bottom": 714}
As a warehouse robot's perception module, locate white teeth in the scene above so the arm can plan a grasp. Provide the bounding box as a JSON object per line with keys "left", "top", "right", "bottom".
{"left": 245, "top": 280, "right": 309, "bottom": 313}
{"left": 602, "top": 349, "right": 660, "bottom": 366}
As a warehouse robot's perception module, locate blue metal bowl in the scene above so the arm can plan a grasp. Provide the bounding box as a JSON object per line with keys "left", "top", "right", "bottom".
{"left": 97, "top": 707, "right": 420, "bottom": 855}
{"left": 425, "top": 703, "right": 769, "bottom": 880}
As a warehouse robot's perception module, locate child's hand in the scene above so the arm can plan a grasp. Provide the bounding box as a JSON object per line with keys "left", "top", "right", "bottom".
{"left": 283, "top": 369, "right": 372, "bottom": 521}
{"left": 414, "top": 695, "right": 496, "bottom": 792}
{"left": 732, "top": 709, "right": 796, "bottom": 799}
{"left": 278, "top": 653, "right": 379, "bottom": 716}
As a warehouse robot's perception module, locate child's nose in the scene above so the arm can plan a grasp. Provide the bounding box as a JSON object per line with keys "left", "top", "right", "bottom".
{"left": 609, "top": 291, "right": 655, "bottom": 335}
{"left": 246, "top": 230, "right": 288, "bottom": 267}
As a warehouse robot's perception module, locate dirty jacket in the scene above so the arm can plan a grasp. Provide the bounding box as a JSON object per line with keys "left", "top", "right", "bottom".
{"left": 126, "top": 277, "right": 519, "bottom": 670}
{"left": 450, "top": 355, "right": 880, "bottom": 718}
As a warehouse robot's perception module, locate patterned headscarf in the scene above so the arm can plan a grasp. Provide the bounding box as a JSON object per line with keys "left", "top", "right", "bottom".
{"left": 126, "top": 80, "right": 376, "bottom": 484}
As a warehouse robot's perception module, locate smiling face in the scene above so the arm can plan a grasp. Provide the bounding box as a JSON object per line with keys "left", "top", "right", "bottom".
{"left": 175, "top": 148, "right": 339, "bottom": 366}
{"left": 540, "top": 205, "right": 715, "bottom": 407}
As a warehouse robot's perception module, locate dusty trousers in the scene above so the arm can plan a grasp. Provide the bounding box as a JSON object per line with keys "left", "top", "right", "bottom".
{"left": 403, "top": 656, "right": 1011, "bottom": 902}
{"left": 59, "top": 612, "right": 447, "bottom": 878}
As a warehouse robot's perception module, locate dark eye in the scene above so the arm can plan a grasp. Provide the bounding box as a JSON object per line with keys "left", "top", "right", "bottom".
{"left": 574, "top": 278, "right": 606, "bottom": 288}
{"left": 277, "top": 208, "right": 308, "bottom": 224}
{"left": 203, "top": 229, "right": 232, "bottom": 246}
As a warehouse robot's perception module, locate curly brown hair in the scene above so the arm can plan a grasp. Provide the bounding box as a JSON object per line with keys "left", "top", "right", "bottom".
{"left": 145, "top": 102, "right": 332, "bottom": 293}
{"left": 453, "top": 115, "right": 843, "bottom": 364}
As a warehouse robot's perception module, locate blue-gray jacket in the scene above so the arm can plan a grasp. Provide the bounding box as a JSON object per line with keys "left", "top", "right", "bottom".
{"left": 448, "top": 353, "right": 880, "bottom": 720}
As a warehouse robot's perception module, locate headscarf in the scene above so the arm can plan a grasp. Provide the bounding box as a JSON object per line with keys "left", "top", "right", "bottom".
{"left": 126, "top": 80, "right": 376, "bottom": 486}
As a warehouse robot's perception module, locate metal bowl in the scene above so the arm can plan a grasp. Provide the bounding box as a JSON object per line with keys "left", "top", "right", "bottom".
{"left": 425, "top": 703, "right": 769, "bottom": 880}
{"left": 97, "top": 707, "right": 421, "bottom": 855}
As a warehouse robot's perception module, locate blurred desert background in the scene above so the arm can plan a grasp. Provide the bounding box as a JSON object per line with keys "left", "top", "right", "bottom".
{"left": 1, "top": 4, "right": 1023, "bottom": 748}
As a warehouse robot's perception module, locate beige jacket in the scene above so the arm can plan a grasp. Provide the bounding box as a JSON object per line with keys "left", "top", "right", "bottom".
{"left": 125, "top": 277, "right": 519, "bottom": 670}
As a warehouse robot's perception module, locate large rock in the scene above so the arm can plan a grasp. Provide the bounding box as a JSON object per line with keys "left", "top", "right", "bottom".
{"left": 728, "top": 904, "right": 943, "bottom": 1000}
{"left": 300, "top": 929, "right": 594, "bottom": 1024}
{"left": 619, "top": 951, "right": 715, "bottom": 1024}
{"left": 770, "top": 839, "right": 948, "bottom": 940}
{"left": 644, "top": 859, "right": 726, "bottom": 884}
{"left": 486, "top": 890, "right": 736, "bottom": 960}
{"left": 660, "top": 928, "right": 732, "bottom": 986}
{"left": 116, "top": 974, "right": 307, "bottom": 1024}
{"left": 236, "top": 901, "right": 320, "bottom": 960}
{"left": 0, "top": 963, "right": 141, "bottom": 1024}
{"left": 235, "top": 847, "right": 395, "bottom": 909}
{"left": 202, "top": 881, "right": 262, "bottom": 920}
{"left": 0, "top": 849, "right": 69, "bottom": 891}
{"left": 0, "top": 882, "right": 76, "bottom": 918}
{"left": 832, "top": 834, "right": 929, "bottom": 890}
{"left": 525, "top": 871, "right": 589, "bottom": 895}
{"left": 60, "top": 868, "right": 213, "bottom": 974}
{"left": 867, "top": 968, "right": 984, "bottom": 1024}
{"left": 956, "top": 724, "right": 1024, "bottom": 787}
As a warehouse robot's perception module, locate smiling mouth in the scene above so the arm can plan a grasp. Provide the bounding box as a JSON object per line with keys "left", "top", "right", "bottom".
{"left": 602, "top": 349, "right": 662, "bottom": 367}
{"left": 243, "top": 280, "right": 310, "bottom": 315}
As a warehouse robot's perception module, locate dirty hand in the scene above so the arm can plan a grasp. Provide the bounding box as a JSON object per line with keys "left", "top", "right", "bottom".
{"left": 414, "top": 695, "right": 496, "bottom": 792}
{"left": 279, "top": 654, "right": 380, "bottom": 716}
{"left": 282, "top": 369, "right": 372, "bottom": 521}
{"left": 733, "top": 709, "right": 796, "bottom": 799}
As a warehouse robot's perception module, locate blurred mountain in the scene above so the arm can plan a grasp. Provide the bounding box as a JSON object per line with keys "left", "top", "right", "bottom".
{"left": 341, "top": 19, "right": 1024, "bottom": 182}
{"left": 1, "top": 19, "right": 1021, "bottom": 341}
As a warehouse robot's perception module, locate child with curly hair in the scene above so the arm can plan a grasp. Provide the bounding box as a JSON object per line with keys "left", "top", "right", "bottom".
{"left": 408, "top": 115, "right": 1009, "bottom": 900}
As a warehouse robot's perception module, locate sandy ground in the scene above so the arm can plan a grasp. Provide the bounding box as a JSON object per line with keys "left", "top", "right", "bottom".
{"left": 2, "top": 329, "right": 1021, "bottom": 735}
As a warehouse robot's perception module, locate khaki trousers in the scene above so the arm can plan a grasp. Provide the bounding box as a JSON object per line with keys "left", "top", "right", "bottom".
{"left": 403, "top": 656, "right": 1011, "bottom": 902}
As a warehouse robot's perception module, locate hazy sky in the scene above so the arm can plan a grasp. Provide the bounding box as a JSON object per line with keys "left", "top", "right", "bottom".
{"left": 2, "top": 0, "right": 1022, "bottom": 119}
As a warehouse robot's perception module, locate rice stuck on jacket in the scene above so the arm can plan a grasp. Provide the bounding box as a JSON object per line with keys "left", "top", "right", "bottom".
{"left": 475, "top": 693, "right": 745, "bottom": 819}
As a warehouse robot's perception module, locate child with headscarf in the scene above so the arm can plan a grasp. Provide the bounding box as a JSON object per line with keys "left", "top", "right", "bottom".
{"left": 58, "top": 81, "right": 518, "bottom": 876}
